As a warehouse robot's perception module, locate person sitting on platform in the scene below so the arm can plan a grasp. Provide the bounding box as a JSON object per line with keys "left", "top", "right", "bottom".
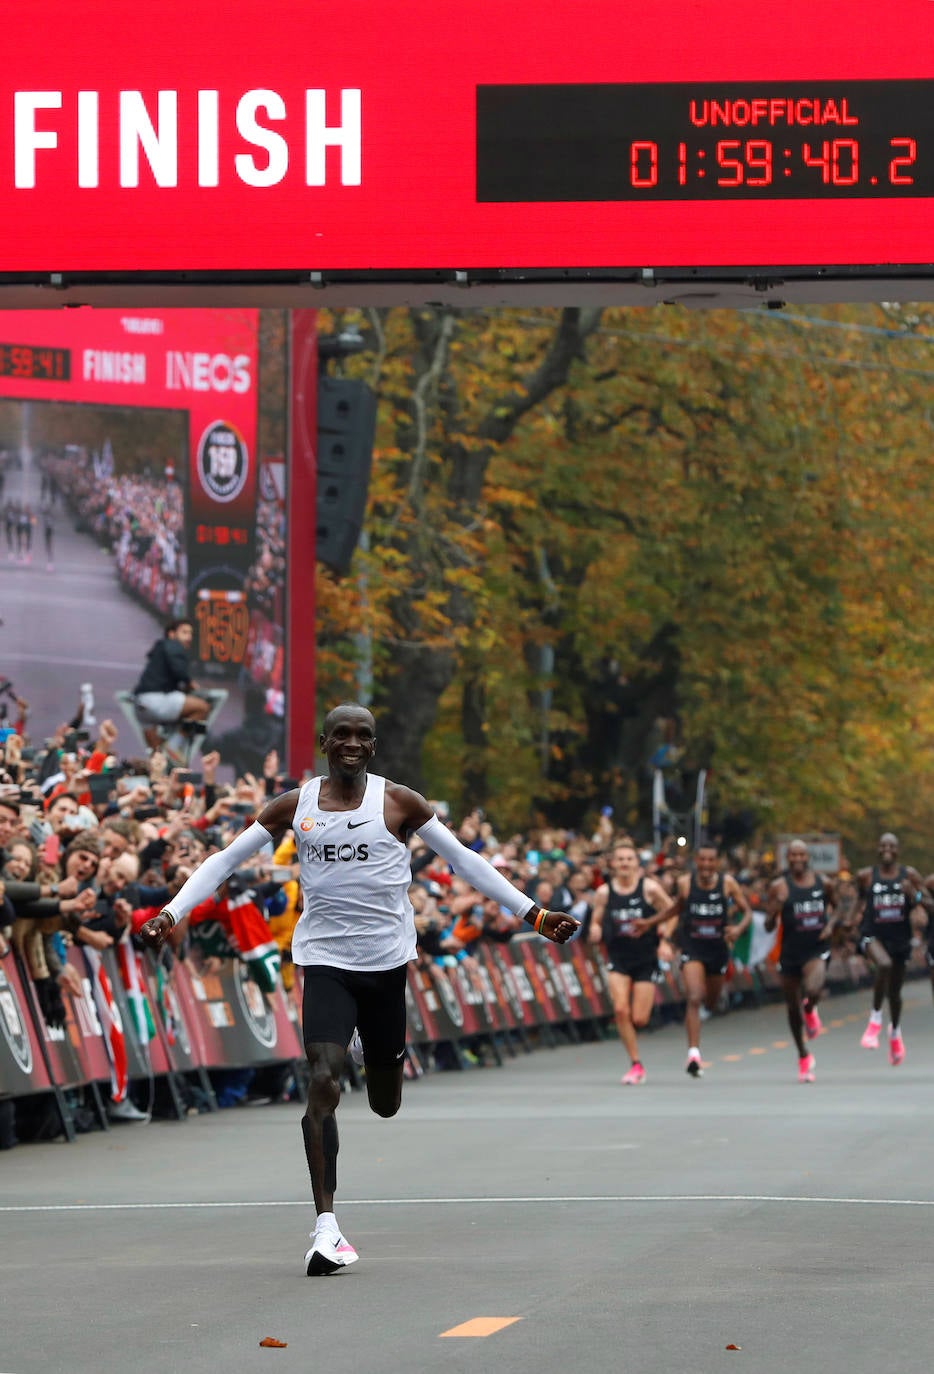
{"left": 131, "top": 618, "right": 210, "bottom": 757}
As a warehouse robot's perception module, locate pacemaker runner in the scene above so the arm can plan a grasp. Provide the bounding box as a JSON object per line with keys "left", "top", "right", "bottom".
{"left": 765, "top": 840, "right": 837, "bottom": 1083}
{"left": 637, "top": 844, "right": 752, "bottom": 1078}
{"left": 588, "top": 841, "right": 670, "bottom": 1084}
{"left": 852, "top": 832, "right": 930, "bottom": 1065}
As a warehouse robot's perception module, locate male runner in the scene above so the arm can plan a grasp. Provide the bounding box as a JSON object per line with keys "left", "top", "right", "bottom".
{"left": 765, "top": 840, "right": 836, "bottom": 1083}
{"left": 852, "top": 832, "right": 930, "bottom": 1065}
{"left": 637, "top": 843, "right": 751, "bottom": 1077}
{"left": 141, "top": 703, "right": 578, "bottom": 1274}
{"left": 587, "top": 841, "right": 670, "bottom": 1084}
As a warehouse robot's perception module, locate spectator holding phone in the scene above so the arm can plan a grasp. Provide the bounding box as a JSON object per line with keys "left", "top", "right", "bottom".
{"left": 2, "top": 828, "right": 102, "bottom": 948}
{"left": 44, "top": 794, "right": 80, "bottom": 844}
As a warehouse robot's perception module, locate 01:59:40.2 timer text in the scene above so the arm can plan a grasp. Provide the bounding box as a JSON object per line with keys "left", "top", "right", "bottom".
{"left": 627, "top": 136, "right": 918, "bottom": 192}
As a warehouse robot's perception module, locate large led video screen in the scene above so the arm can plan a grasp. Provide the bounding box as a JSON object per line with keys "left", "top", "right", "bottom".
{"left": 0, "top": 310, "right": 287, "bottom": 774}
{"left": 0, "top": 0, "right": 930, "bottom": 284}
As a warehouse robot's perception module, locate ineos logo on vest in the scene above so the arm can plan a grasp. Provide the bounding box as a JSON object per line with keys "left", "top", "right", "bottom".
{"left": 302, "top": 840, "right": 369, "bottom": 862}
{"left": 196, "top": 420, "right": 248, "bottom": 503}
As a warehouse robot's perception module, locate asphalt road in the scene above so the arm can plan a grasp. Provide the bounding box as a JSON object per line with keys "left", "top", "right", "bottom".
{"left": 0, "top": 456, "right": 244, "bottom": 750}
{"left": 2, "top": 979, "right": 933, "bottom": 1374}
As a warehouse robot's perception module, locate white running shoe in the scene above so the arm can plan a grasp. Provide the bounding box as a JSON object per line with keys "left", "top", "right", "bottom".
{"left": 685, "top": 1051, "right": 703, "bottom": 1079}
{"left": 107, "top": 1098, "right": 150, "bottom": 1123}
{"left": 349, "top": 1029, "right": 365, "bottom": 1067}
{"left": 304, "top": 1230, "right": 359, "bottom": 1276}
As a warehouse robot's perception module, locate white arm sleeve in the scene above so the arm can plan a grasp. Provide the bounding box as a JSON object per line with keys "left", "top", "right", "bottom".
{"left": 414, "top": 815, "right": 536, "bottom": 919}
{"left": 163, "top": 822, "right": 275, "bottom": 923}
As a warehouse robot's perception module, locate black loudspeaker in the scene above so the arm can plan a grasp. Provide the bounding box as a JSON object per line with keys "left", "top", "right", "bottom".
{"left": 316, "top": 376, "right": 377, "bottom": 575}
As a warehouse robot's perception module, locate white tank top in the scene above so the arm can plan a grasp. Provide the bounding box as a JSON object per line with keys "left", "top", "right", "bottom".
{"left": 290, "top": 773, "right": 417, "bottom": 971}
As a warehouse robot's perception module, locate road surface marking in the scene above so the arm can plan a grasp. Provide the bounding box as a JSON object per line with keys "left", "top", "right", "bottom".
{"left": 4, "top": 1194, "right": 934, "bottom": 1212}
{"left": 440, "top": 1317, "right": 521, "bottom": 1338}
{"left": 721, "top": 1053, "right": 743, "bottom": 1061}
{"left": 747, "top": 1047, "right": 767, "bottom": 1055}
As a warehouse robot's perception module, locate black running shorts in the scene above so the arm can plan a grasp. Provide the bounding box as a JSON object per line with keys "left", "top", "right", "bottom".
{"left": 606, "top": 956, "right": 658, "bottom": 984}
{"left": 858, "top": 934, "right": 910, "bottom": 965}
{"left": 680, "top": 946, "right": 729, "bottom": 977}
{"left": 300, "top": 962, "right": 408, "bottom": 1067}
{"left": 779, "top": 945, "right": 830, "bottom": 978}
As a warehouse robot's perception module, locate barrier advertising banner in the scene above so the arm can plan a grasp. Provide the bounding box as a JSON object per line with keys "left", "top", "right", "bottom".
{"left": 0, "top": 951, "right": 52, "bottom": 1097}
{"left": 175, "top": 957, "right": 301, "bottom": 1069}
{"left": 405, "top": 965, "right": 442, "bottom": 1048}
{"left": 62, "top": 947, "right": 121, "bottom": 1085}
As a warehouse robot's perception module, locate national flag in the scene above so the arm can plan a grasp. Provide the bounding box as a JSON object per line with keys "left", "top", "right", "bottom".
{"left": 82, "top": 947, "right": 128, "bottom": 1104}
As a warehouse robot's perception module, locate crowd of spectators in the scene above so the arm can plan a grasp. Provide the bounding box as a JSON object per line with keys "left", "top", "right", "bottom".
{"left": 405, "top": 809, "right": 869, "bottom": 983}
{"left": 0, "top": 677, "right": 915, "bottom": 1148}
{"left": 243, "top": 496, "right": 286, "bottom": 624}
{"left": 40, "top": 450, "right": 287, "bottom": 627}
{"left": 41, "top": 451, "right": 187, "bottom": 617}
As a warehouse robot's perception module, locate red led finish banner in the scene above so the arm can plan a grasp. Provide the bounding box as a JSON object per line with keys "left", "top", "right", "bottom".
{"left": 0, "top": 1, "right": 931, "bottom": 273}
{"left": 0, "top": 308, "right": 259, "bottom": 666}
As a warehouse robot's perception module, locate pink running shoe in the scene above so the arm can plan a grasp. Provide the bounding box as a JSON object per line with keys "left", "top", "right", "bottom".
{"left": 621, "top": 1063, "right": 646, "bottom": 1086}
{"left": 798, "top": 1053, "right": 816, "bottom": 1084}
{"left": 888, "top": 1032, "right": 905, "bottom": 1066}
{"left": 860, "top": 1021, "right": 881, "bottom": 1050}
{"left": 803, "top": 1006, "right": 823, "bottom": 1039}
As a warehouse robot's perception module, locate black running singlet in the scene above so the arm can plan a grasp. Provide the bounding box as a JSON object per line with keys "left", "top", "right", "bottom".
{"left": 681, "top": 874, "right": 729, "bottom": 948}
{"left": 780, "top": 872, "right": 829, "bottom": 959}
{"left": 605, "top": 878, "right": 658, "bottom": 967}
{"left": 860, "top": 866, "right": 911, "bottom": 949}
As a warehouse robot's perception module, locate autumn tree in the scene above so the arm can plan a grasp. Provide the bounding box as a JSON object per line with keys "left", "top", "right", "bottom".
{"left": 309, "top": 302, "right": 934, "bottom": 852}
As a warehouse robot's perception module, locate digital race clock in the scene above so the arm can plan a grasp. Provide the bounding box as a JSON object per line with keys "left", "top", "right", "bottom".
{"left": 0, "top": 343, "right": 71, "bottom": 382}
{"left": 477, "top": 81, "right": 932, "bottom": 201}
{"left": 0, "top": 1, "right": 932, "bottom": 292}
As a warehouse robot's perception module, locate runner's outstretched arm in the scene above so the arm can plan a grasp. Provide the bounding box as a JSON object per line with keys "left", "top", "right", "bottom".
{"left": 414, "top": 815, "right": 579, "bottom": 945}
{"left": 140, "top": 790, "right": 300, "bottom": 950}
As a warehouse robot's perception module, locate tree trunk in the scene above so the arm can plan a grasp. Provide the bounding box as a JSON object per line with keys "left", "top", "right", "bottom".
{"left": 460, "top": 671, "right": 487, "bottom": 810}
{"left": 369, "top": 642, "right": 455, "bottom": 791}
